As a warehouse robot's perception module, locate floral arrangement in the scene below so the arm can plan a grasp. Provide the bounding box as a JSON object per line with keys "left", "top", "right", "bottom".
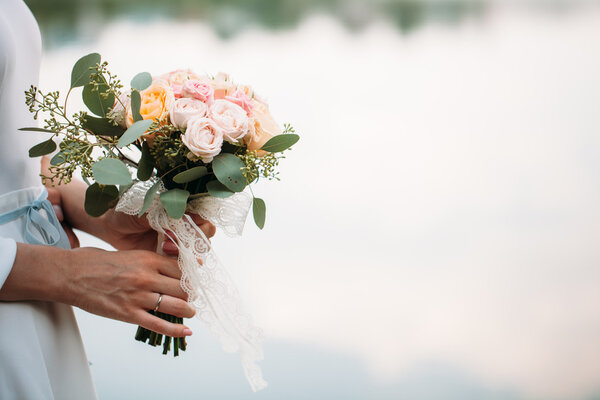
{"left": 22, "top": 53, "right": 298, "bottom": 390}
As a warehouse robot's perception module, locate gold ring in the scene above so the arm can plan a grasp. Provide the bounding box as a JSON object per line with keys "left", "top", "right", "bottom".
{"left": 153, "top": 293, "right": 163, "bottom": 312}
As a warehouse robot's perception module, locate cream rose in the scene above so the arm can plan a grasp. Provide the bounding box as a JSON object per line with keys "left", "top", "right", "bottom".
{"left": 182, "top": 117, "right": 223, "bottom": 163}
{"left": 244, "top": 99, "right": 282, "bottom": 154}
{"left": 209, "top": 99, "right": 250, "bottom": 144}
{"left": 182, "top": 80, "right": 214, "bottom": 104}
{"left": 170, "top": 98, "right": 208, "bottom": 130}
{"left": 109, "top": 90, "right": 130, "bottom": 128}
{"left": 126, "top": 79, "right": 174, "bottom": 128}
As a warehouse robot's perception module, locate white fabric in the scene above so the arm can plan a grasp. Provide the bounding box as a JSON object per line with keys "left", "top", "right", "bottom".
{"left": 116, "top": 181, "right": 267, "bottom": 391}
{"left": 0, "top": 1, "right": 97, "bottom": 399}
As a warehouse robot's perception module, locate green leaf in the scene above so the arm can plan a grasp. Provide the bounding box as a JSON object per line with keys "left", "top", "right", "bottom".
{"left": 50, "top": 151, "right": 65, "bottom": 166}
{"left": 84, "top": 183, "right": 119, "bottom": 217}
{"left": 28, "top": 139, "right": 57, "bottom": 157}
{"left": 173, "top": 166, "right": 208, "bottom": 184}
{"left": 206, "top": 180, "right": 235, "bottom": 198}
{"left": 71, "top": 53, "right": 101, "bottom": 88}
{"left": 117, "top": 119, "right": 153, "bottom": 148}
{"left": 252, "top": 197, "right": 266, "bottom": 229}
{"left": 138, "top": 180, "right": 161, "bottom": 217}
{"left": 260, "top": 134, "right": 300, "bottom": 153}
{"left": 131, "top": 72, "right": 152, "bottom": 91}
{"left": 130, "top": 90, "right": 142, "bottom": 122}
{"left": 137, "top": 141, "right": 154, "bottom": 181}
{"left": 92, "top": 158, "right": 132, "bottom": 185}
{"left": 82, "top": 115, "right": 125, "bottom": 137}
{"left": 212, "top": 153, "right": 247, "bottom": 192}
{"left": 160, "top": 189, "right": 190, "bottom": 219}
{"left": 19, "top": 127, "right": 55, "bottom": 133}
{"left": 82, "top": 80, "right": 115, "bottom": 117}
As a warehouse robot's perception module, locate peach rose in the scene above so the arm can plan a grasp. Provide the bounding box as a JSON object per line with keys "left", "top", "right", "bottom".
{"left": 170, "top": 98, "right": 208, "bottom": 130}
{"left": 158, "top": 69, "right": 205, "bottom": 98}
{"left": 182, "top": 117, "right": 223, "bottom": 163}
{"left": 244, "top": 100, "right": 282, "bottom": 154}
{"left": 182, "top": 80, "right": 214, "bottom": 105}
{"left": 209, "top": 99, "right": 249, "bottom": 144}
{"left": 126, "top": 79, "right": 174, "bottom": 128}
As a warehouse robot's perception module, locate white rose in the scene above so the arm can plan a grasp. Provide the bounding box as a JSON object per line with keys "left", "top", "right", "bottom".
{"left": 209, "top": 99, "right": 249, "bottom": 144}
{"left": 170, "top": 98, "right": 208, "bottom": 130}
{"left": 182, "top": 117, "right": 223, "bottom": 163}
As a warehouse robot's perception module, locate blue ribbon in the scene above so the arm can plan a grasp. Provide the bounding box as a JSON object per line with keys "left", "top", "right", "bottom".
{"left": 0, "top": 190, "right": 63, "bottom": 246}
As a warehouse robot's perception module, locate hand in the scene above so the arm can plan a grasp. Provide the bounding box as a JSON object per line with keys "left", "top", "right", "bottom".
{"left": 2, "top": 244, "right": 196, "bottom": 337}
{"left": 99, "top": 209, "right": 217, "bottom": 253}
{"left": 46, "top": 187, "right": 80, "bottom": 249}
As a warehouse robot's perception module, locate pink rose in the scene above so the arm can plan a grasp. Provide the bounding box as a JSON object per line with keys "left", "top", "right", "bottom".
{"left": 170, "top": 98, "right": 208, "bottom": 130}
{"left": 182, "top": 80, "right": 214, "bottom": 104}
{"left": 182, "top": 117, "right": 223, "bottom": 163}
{"left": 209, "top": 99, "right": 250, "bottom": 144}
{"left": 225, "top": 90, "right": 254, "bottom": 115}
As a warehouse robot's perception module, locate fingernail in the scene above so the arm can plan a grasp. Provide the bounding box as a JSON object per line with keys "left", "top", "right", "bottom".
{"left": 52, "top": 205, "right": 64, "bottom": 221}
{"left": 183, "top": 328, "right": 193, "bottom": 336}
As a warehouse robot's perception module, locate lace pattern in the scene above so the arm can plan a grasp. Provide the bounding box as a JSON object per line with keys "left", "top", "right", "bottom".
{"left": 116, "top": 180, "right": 267, "bottom": 391}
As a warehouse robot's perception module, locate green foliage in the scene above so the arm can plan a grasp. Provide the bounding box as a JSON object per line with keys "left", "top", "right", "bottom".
{"left": 150, "top": 133, "right": 189, "bottom": 170}
{"left": 252, "top": 197, "right": 266, "bottom": 229}
{"left": 82, "top": 78, "right": 114, "bottom": 117}
{"left": 84, "top": 182, "right": 119, "bottom": 217}
{"left": 81, "top": 115, "right": 124, "bottom": 137}
{"left": 206, "top": 180, "right": 235, "bottom": 198}
{"left": 137, "top": 142, "right": 155, "bottom": 181}
{"left": 212, "top": 153, "right": 247, "bottom": 192}
{"left": 239, "top": 149, "right": 285, "bottom": 183}
{"left": 260, "top": 133, "right": 299, "bottom": 152}
{"left": 71, "top": 53, "right": 100, "bottom": 88}
{"left": 160, "top": 189, "right": 190, "bottom": 219}
{"left": 131, "top": 72, "right": 152, "bottom": 91}
{"left": 138, "top": 180, "right": 161, "bottom": 217}
{"left": 130, "top": 90, "right": 142, "bottom": 122}
{"left": 92, "top": 158, "right": 132, "bottom": 185}
{"left": 117, "top": 119, "right": 153, "bottom": 147}
{"left": 28, "top": 139, "right": 57, "bottom": 157}
{"left": 19, "top": 127, "right": 55, "bottom": 133}
{"left": 173, "top": 166, "right": 207, "bottom": 184}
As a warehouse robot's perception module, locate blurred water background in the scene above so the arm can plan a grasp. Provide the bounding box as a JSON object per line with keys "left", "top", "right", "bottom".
{"left": 23, "top": 0, "right": 600, "bottom": 399}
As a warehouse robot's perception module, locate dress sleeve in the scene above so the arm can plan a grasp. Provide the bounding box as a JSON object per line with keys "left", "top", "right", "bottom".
{"left": 0, "top": 237, "right": 17, "bottom": 290}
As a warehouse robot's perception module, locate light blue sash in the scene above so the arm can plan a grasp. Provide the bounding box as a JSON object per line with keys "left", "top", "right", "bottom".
{"left": 0, "top": 189, "right": 70, "bottom": 249}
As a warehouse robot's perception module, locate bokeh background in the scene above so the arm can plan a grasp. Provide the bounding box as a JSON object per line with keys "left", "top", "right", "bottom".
{"left": 23, "top": 0, "right": 600, "bottom": 399}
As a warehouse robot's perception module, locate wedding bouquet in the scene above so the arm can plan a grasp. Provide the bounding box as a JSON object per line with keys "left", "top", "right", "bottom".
{"left": 22, "top": 53, "right": 299, "bottom": 391}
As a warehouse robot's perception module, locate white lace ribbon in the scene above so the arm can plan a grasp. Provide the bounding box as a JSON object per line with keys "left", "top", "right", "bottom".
{"left": 116, "top": 180, "right": 267, "bottom": 391}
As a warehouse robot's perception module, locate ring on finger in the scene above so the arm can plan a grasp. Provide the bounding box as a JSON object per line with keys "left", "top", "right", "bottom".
{"left": 154, "top": 293, "right": 163, "bottom": 312}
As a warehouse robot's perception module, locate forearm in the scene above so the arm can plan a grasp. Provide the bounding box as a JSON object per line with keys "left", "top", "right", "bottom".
{"left": 0, "top": 243, "right": 71, "bottom": 303}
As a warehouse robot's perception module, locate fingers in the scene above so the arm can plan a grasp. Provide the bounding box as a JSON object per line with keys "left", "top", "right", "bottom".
{"left": 152, "top": 275, "right": 188, "bottom": 301}
{"left": 188, "top": 214, "right": 217, "bottom": 239}
{"left": 154, "top": 255, "right": 181, "bottom": 279}
{"left": 135, "top": 310, "right": 193, "bottom": 338}
{"left": 143, "top": 293, "right": 196, "bottom": 318}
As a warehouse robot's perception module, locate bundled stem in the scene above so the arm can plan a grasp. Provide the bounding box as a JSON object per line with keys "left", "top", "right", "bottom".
{"left": 134, "top": 311, "right": 187, "bottom": 356}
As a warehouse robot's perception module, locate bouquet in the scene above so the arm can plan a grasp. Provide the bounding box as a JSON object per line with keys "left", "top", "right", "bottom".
{"left": 22, "top": 53, "right": 299, "bottom": 391}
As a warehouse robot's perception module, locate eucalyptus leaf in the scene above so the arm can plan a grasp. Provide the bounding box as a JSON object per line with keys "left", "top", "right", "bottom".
{"left": 19, "top": 127, "right": 55, "bottom": 134}
{"left": 138, "top": 180, "right": 161, "bottom": 217}
{"left": 82, "top": 115, "right": 125, "bottom": 137}
{"left": 82, "top": 81, "right": 115, "bottom": 117}
{"left": 71, "top": 53, "right": 101, "bottom": 88}
{"left": 137, "top": 142, "right": 154, "bottom": 181}
{"left": 131, "top": 72, "right": 152, "bottom": 91}
{"left": 252, "top": 197, "right": 266, "bottom": 229}
{"left": 92, "top": 158, "right": 132, "bottom": 185}
{"left": 206, "top": 180, "right": 235, "bottom": 198}
{"left": 50, "top": 151, "right": 65, "bottom": 166}
{"left": 130, "top": 90, "right": 142, "bottom": 122}
{"left": 173, "top": 166, "right": 208, "bottom": 184}
{"left": 84, "top": 183, "right": 119, "bottom": 217}
{"left": 212, "top": 153, "right": 247, "bottom": 192}
{"left": 260, "top": 134, "right": 300, "bottom": 153}
{"left": 117, "top": 119, "right": 153, "bottom": 148}
{"left": 28, "top": 139, "right": 57, "bottom": 157}
{"left": 160, "top": 189, "right": 190, "bottom": 219}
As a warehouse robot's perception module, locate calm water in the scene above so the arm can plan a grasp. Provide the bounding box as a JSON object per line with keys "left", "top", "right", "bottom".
{"left": 25, "top": 1, "right": 600, "bottom": 399}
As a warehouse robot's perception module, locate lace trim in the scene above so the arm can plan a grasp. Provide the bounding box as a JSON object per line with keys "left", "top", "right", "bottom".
{"left": 116, "top": 180, "right": 267, "bottom": 391}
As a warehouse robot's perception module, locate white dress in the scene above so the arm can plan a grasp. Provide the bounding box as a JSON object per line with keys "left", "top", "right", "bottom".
{"left": 0, "top": 1, "right": 97, "bottom": 399}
